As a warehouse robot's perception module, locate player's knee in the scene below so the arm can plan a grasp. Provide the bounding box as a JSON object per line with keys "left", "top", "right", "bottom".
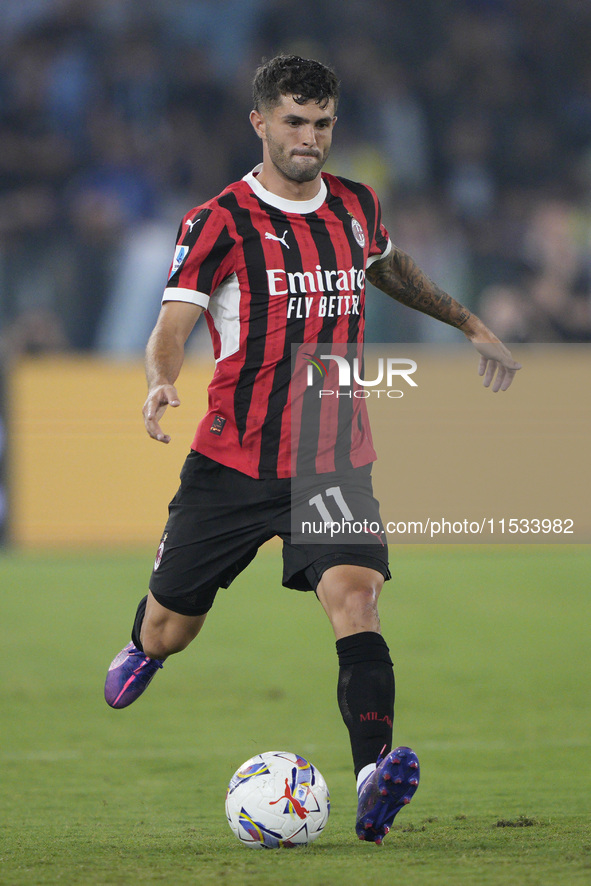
{"left": 317, "top": 565, "right": 385, "bottom": 636}
{"left": 329, "top": 582, "right": 382, "bottom": 629}
{"left": 328, "top": 585, "right": 381, "bottom": 636}
{"left": 344, "top": 584, "right": 380, "bottom": 619}
{"left": 338, "top": 572, "right": 383, "bottom": 611}
{"left": 319, "top": 567, "right": 383, "bottom": 610}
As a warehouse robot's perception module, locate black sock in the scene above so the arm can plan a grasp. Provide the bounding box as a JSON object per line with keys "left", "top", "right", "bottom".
{"left": 336, "top": 631, "right": 395, "bottom": 778}
{"left": 131, "top": 595, "right": 148, "bottom": 652}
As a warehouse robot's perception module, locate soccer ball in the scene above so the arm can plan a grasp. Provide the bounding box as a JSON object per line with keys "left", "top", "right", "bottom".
{"left": 225, "top": 751, "right": 330, "bottom": 848}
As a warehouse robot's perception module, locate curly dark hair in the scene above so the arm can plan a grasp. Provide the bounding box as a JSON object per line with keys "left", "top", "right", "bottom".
{"left": 252, "top": 54, "right": 340, "bottom": 112}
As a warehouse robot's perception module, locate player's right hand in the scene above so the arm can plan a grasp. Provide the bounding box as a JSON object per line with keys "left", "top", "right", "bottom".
{"left": 143, "top": 384, "right": 180, "bottom": 443}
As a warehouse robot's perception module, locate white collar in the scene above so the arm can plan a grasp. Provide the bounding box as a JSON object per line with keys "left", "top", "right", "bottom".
{"left": 243, "top": 164, "right": 327, "bottom": 214}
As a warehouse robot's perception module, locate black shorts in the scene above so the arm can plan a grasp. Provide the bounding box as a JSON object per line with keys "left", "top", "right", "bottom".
{"left": 149, "top": 451, "right": 390, "bottom": 616}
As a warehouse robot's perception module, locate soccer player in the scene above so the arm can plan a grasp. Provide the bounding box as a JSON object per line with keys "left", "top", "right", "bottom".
{"left": 104, "top": 55, "right": 521, "bottom": 844}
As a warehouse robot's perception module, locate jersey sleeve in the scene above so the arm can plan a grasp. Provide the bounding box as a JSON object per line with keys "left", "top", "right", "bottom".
{"left": 162, "top": 205, "right": 235, "bottom": 309}
{"left": 365, "top": 186, "right": 392, "bottom": 268}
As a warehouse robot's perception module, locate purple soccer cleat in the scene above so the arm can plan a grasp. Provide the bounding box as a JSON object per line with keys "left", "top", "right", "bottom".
{"left": 104, "top": 642, "right": 163, "bottom": 709}
{"left": 356, "top": 746, "right": 420, "bottom": 844}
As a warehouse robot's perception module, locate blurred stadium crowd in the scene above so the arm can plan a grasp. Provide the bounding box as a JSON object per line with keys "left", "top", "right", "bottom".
{"left": 1, "top": 0, "right": 591, "bottom": 354}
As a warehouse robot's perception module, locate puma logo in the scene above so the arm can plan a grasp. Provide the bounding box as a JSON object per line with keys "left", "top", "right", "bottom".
{"left": 269, "top": 778, "right": 309, "bottom": 819}
{"left": 185, "top": 218, "right": 201, "bottom": 232}
{"left": 265, "top": 229, "right": 290, "bottom": 249}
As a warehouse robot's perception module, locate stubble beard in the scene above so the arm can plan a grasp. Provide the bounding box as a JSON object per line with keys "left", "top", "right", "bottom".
{"left": 268, "top": 139, "right": 329, "bottom": 184}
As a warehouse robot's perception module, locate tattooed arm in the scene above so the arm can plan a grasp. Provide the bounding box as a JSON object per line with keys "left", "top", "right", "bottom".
{"left": 367, "top": 245, "right": 522, "bottom": 392}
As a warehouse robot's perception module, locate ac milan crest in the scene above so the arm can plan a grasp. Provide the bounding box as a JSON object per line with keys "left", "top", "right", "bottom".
{"left": 351, "top": 217, "right": 366, "bottom": 248}
{"left": 154, "top": 533, "right": 167, "bottom": 571}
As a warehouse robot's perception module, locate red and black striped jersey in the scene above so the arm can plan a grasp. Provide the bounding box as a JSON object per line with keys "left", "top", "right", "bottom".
{"left": 163, "top": 164, "right": 391, "bottom": 479}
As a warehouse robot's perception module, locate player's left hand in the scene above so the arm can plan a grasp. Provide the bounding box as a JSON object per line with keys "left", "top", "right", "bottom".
{"left": 470, "top": 339, "right": 522, "bottom": 392}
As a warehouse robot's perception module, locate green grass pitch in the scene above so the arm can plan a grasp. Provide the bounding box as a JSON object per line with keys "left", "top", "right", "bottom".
{"left": 2, "top": 545, "right": 590, "bottom": 885}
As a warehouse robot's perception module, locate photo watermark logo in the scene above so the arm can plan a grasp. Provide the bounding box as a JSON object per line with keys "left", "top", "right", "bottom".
{"left": 303, "top": 352, "right": 418, "bottom": 398}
